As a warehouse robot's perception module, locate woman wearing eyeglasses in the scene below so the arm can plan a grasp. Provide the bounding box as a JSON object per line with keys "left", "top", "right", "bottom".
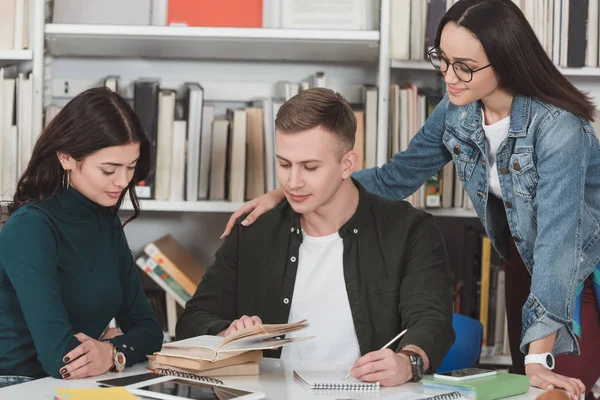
{"left": 222, "top": 0, "right": 600, "bottom": 398}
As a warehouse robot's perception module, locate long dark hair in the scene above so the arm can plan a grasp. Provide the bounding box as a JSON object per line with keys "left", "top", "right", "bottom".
{"left": 6, "top": 86, "right": 150, "bottom": 224}
{"left": 436, "top": 0, "right": 595, "bottom": 121}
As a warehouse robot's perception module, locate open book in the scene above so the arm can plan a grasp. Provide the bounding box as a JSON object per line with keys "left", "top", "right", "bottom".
{"left": 156, "top": 320, "right": 311, "bottom": 362}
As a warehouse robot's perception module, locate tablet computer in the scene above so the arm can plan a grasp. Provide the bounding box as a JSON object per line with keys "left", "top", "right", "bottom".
{"left": 125, "top": 375, "right": 265, "bottom": 400}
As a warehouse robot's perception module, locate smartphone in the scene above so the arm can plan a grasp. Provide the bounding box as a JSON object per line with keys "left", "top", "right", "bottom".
{"left": 433, "top": 368, "right": 498, "bottom": 381}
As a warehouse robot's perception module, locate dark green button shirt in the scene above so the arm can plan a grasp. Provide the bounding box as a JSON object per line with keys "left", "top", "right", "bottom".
{"left": 0, "top": 188, "right": 162, "bottom": 378}
{"left": 177, "top": 180, "right": 455, "bottom": 371}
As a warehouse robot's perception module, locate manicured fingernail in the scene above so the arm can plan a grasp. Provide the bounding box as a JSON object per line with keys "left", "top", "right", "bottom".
{"left": 63, "top": 357, "right": 69, "bottom": 363}
{"left": 241, "top": 220, "right": 248, "bottom": 226}
{"left": 220, "top": 234, "right": 225, "bottom": 239}
{"left": 63, "top": 372, "right": 70, "bottom": 379}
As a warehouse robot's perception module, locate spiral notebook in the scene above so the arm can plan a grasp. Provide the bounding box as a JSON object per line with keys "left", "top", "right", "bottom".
{"left": 293, "top": 370, "right": 380, "bottom": 390}
{"left": 422, "top": 391, "right": 464, "bottom": 400}
{"left": 149, "top": 367, "right": 224, "bottom": 384}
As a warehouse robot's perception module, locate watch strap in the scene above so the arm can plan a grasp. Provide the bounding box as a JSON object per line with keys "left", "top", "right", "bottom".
{"left": 524, "top": 353, "right": 555, "bottom": 370}
{"left": 398, "top": 350, "right": 423, "bottom": 382}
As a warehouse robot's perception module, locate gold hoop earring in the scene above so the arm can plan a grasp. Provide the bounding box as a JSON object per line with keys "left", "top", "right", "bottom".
{"left": 63, "top": 170, "right": 70, "bottom": 190}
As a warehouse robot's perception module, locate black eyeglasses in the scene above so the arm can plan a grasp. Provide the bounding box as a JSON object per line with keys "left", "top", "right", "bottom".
{"left": 428, "top": 49, "right": 492, "bottom": 83}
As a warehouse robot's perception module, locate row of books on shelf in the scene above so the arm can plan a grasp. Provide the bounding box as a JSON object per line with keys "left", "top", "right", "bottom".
{"left": 42, "top": 73, "right": 380, "bottom": 203}
{"left": 392, "top": 0, "right": 600, "bottom": 69}
{"left": 51, "top": 0, "right": 379, "bottom": 31}
{"left": 0, "top": 0, "right": 29, "bottom": 51}
{"left": 450, "top": 225, "right": 510, "bottom": 359}
{"left": 0, "top": 66, "right": 34, "bottom": 199}
{"left": 391, "top": 82, "right": 473, "bottom": 211}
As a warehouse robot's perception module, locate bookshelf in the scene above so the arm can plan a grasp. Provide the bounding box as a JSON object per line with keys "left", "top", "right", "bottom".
{"left": 121, "top": 199, "right": 478, "bottom": 216}
{"left": 121, "top": 200, "right": 244, "bottom": 213}
{"left": 45, "top": 24, "right": 380, "bottom": 63}
{"left": 0, "top": 49, "right": 33, "bottom": 66}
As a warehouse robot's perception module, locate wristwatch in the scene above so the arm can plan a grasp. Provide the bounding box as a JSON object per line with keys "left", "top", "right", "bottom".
{"left": 103, "top": 340, "right": 127, "bottom": 372}
{"left": 524, "top": 353, "right": 555, "bottom": 370}
{"left": 399, "top": 350, "right": 424, "bottom": 382}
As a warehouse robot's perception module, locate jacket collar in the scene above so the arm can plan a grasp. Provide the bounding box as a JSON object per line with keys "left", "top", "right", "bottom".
{"left": 459, "top": 94, "right": 531, "bottom": 139}
{"left": 288, "top": 178, "right": 371, "bottom": 238}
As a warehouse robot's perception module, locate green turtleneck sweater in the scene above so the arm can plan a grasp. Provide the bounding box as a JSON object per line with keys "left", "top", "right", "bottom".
{"left": 0, "top": 188, "right": 163, "bottom": 379}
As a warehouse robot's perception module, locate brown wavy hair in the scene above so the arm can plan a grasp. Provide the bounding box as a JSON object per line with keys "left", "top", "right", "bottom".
{"left": 3, "top": 86, "right": 150, "bottom": 224}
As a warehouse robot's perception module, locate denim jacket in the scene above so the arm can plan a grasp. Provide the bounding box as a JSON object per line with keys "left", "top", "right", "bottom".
{"left": 353, "top": 94, "right": 600, "bottom": 356}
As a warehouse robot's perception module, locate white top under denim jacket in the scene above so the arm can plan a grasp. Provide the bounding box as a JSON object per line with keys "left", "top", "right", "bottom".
{"left": 353, "top": 93, "right": 600, "bottom": 357}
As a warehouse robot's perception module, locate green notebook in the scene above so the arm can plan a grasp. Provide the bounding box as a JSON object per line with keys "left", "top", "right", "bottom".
{"left": 422, "top": 372, "right": 530, "bottom": 400}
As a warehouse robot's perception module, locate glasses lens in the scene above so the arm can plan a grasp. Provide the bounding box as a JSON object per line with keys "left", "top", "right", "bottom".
{"left": 453, "top": 62, "right": 473, "bottom": 82}
{"left": 429, "top": 51, "right": 444, "bottom": 71}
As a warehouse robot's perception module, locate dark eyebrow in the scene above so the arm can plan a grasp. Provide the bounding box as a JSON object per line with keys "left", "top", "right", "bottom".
{"left": 276, "top": 156, "right": 322, "bottom": 164}
{"left": 101, "top": 158, "right": 139, "bottom": 167}
{"left": 438, "top": 48, "right": 478, "bottom": 63}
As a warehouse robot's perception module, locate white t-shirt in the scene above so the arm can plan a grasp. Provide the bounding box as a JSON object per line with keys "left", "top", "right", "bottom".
{"left": 482, "top": 110, "right": 510, "bottom": 199}
{"left": 280, "top": 230, "right": 360, "bottom": 367}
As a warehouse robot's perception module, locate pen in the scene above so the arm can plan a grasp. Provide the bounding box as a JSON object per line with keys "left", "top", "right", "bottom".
{"left": 343, "top": 328, "right": 408, "bottom": 380}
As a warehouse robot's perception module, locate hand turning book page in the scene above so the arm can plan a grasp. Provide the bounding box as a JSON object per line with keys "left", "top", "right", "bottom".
{"left": 155, "top": 320, "right": 312, "bottom": 362}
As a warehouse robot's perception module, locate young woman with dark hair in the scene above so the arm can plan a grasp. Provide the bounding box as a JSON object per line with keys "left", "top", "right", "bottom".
{"left": 0, "top": 87, "right": 163, "bottom": 387}
{"left": 222, "top": 1, "right": 600, "bottom": 398}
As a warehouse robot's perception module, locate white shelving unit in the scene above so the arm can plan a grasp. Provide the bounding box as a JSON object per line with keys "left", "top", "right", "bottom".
{"left": 45, "top": 24, "right": 380, "bottom": 63}
{"left": 121, "top": 200, "right": 244, "bottom": 213}
{"left": 0, "top": 49, "right": 33, "bottom": 66}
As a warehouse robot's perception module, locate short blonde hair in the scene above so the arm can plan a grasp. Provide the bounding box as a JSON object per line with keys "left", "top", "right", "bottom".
{"left": 275, "top": 88, "right": 356, "bottom": 160}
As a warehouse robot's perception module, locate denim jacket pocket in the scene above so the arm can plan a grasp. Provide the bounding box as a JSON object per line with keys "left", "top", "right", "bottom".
{"left": 443, "top": 134, "right": 479, "bottom": 182}
{"left": 368, "top": 277, "right": 401, "bottom": 340}
{"left": 509, "top": 152, "right": 538, "bottom": 200}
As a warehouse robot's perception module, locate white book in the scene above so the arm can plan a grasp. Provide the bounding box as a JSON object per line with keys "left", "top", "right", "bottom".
{"left": 262, "top": 0, "right": 281, "bottom": 28}
{"left": 390, "top": 0, "right": 411, "bottom": 60}
{"left": 280, "top": 0, "right": 369, "bottom": 30}
{"left": 0, "top": 0, "right": 15, "bottom": 50}
{"left": 13, "top": 0, "right": 25, "bottom": 50}
{"left": 197, "top": 105, "right": 215, "bottom": 200}
{"left": 154, "top": 89, "right": 176, "bottom": 201}
{"left": 209, "top": 120, "right": 230, "bottom": 200}
{"left": 184, "top": 83, "right": 204, "bottom": 201}
{"left": 170, "top": 120, "right": 186, "bottom": 202}
{"left": 552, "top": 0, "right": 562, "bottom": 65}
{"left": 1, "top": 74, "right": 16, "bottom": 197}
{"left": 17, "top": 73, "right": 32, "bottom": 177}
{"left": 227, "top": 109, "right": 247, "bottom": 203}
{"left": 52, "top": 0, "right": 152, "bottom": 25}
{"left": 560, "top": 0, "right": 570, "bottom": 67}
{"left": 151, "top": 0, "right": 168, "bottom": 26}
{"left": 409, "top": 0, "right": 427, "bottom": 60}
{"left": 363, "top": 86, "right": 378, "bottom": 169}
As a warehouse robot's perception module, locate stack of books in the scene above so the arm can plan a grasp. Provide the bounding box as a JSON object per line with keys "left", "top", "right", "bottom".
{"left": 148, "top": 320, "right": 311, "bottom": 377}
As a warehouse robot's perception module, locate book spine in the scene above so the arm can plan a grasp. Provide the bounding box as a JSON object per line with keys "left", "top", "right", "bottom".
{"left": 144, "top": 242, "right": 196, "bottom": 296}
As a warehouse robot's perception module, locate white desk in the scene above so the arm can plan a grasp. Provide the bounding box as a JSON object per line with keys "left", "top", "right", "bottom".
{"left": 0, "top": 358, "right": 544, "bottom": 400}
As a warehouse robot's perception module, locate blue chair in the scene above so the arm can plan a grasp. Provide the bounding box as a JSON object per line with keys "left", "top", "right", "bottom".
{"left": 437, "top": 313, "right": 483, "bottom": 373}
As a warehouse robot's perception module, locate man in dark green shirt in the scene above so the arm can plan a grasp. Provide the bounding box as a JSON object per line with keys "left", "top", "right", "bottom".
{"left": 177, "top": 88, "right": 455, "bottom": 387}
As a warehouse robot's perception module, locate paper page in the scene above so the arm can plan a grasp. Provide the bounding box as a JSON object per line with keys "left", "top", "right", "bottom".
{"left": 219, "top": 336, "right": 313, "bottom": 352}
{"left": 163, "top": 335, "right": 223, "bottom": 350}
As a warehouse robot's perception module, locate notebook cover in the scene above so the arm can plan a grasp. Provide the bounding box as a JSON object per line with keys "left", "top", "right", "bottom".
{"left": 422, "top": 372, "right": 529, "bottom": 400}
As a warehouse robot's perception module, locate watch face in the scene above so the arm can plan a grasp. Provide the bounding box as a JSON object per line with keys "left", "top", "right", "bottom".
{"left": 546, "top": 354, "right": 553, "bottom": 368}
{"left": 116, "top": 352, "right": 126, "bottom": 366}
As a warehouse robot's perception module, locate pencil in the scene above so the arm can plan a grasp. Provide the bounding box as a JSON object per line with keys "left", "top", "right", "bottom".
{"left": 343, "top": 328, "right": 408, "bottom": 380}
